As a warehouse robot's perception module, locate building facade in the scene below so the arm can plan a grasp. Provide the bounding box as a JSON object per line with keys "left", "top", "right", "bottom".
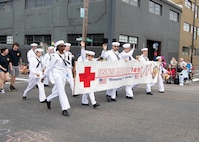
{"left": 172, "top": 0, "right": 199, "bottom": 66}
{"left": 0, "top": 0, "right": 181, "bottom": 63}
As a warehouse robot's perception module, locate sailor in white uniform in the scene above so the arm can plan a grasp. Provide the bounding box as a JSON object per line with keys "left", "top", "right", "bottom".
{"left": 27, "top": 43, "right": 38, "bottom": 63}
{"left": 101, "top": 42, "right": 121, "bottom": 102}
{"left": 22, "top": 48, "right": 46, "bottom": 103}
{"left": 139, "top": 48, "right": 154, "bottom": 95}
{"left": 155, "top": 56, "right": 165, "bottom": 93}
{"left": 64, "top": 42, "right": 75, "bottom": 95}
{"left": 42, "top": 40, "right": 71, "bottom": 116}
{"left": 120, "top": 43, "right": 135, "bottom": 99}
{"left": 79, "top": 41, "right": 100, "bottom": 108}
{"left": 43, "top": 46, "right": 55, "bottom": 86}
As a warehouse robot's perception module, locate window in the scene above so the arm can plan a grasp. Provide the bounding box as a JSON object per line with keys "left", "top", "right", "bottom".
{"left": 25, "top": 0, "right": 52, "bottom": 9}
{"left": 119, "top": 35, "right": 138, "bottom": 49}
{"left": 121, "top": 0, "right": 140, "bottom": 7}
{"left": 149, "top": 0, "right": 162, "bottom": 16}
{"left": 0, "top": 36, "right": 7, "bottom": 44}
{"left": 184, "top": 22, "right": 191, "bottom": 32}
{"left": 170, "top": 10, "right": 179, "bottom": 22}
{"left": 185, "top": 0, "right": 192, "bottom": 9}
{"left": 7, "top": 36, "right": 13, "bottom": 44}
{"left": 182, "top": 47, "right": 189, "bottom": 55}
{"left": 192, "top": 4, "right": 198, "bottom": 19}
{"left": 67, "top": 34, "right": 104, "bottom": 46}
{"left": 25, "top": 35, "right": 51, "bottom": 45}
{"left": 0, "top": 35, "right": 13, "bottom": 44}
{"left": 68, "top": 0, "right": 101, "bottom": 4}
{"left": 0, "top": 0, "right": 13, "bottom": 12}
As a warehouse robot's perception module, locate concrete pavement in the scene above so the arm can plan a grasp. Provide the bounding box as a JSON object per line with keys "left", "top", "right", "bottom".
{"left": 0, "top": 74, "right": 199, "bottom": 142}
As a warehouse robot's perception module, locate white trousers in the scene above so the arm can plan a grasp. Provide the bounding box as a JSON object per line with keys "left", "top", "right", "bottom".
{"left": 44, "top": 71, "right": 55, "bottom": 85}
{"left": 23, "top": 77, "right": 46, "bottom": 102}
{"left": 106, "top": 88, "right": 117, "bottom": 99}
{"left": 66, "top": 68, "right": 74, "bottom": 95}
{"left": 146, "top": 75, "right": 164, "bottom": 92}
{"left": 125, "top": 85, "right": 134, "bottom": 97}
{"left": 47, "top": 77, "right": 70, "bottom": 110}
{"left": 82, "top": 92, "right": 97, "bottom": 105}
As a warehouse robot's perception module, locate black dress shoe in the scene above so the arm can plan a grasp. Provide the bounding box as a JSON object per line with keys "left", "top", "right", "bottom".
{"left": 146, "top": 92, "right": 153, "bottom": 95}
{"left": 82, "top": 103, "right": 89, "bottom": 106}
{"left": 93, "top": 103, "right": 100, "bottom": 108}
{"left": 111, "top": 98, "right": 117, "bottom": 102}
{"left": 106, "top": 95, "right": 111, "bottom": 102}
{"left": 40, "top": 99, "right": 47, "bottom": 103}
{"left": 62, "top": 110, "right": 69, "bottom": 116}
{"left": 73, "top": 94, "right": 79, "bottom": 97}
{"left": 159, "top": 91, "right": 164, "bottom": 93}
{"left": 46, "top": 101, "right": 51, "bottom": 109}
{"left": 126, "top": 96, "right": 134, "bottom": 99}
{"left": 23, "top": 96, "right": 26, "bottom": 100}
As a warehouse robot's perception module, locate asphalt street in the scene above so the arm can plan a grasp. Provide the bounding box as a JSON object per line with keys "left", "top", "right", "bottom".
{"left": 0, "top": 74, "right": 199, "bottom": 142}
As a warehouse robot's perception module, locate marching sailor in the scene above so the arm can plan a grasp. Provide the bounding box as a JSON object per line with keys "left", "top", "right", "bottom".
{"left": 64, "top": 42, "right": 75, "bottom": 95}
{"left": 42, "top": 40, "right": 71, "bottom": 116}
{"left": 101, "top": 42, "right": 121, "bottom": 102}
{"left": 120, "top": 43, "right": 135, "bottom": 99}
{"left": 139, "top": 48, "right": 154, "bottom": 95}
{"left": 27, "top": 43, "right": 38, "bottom": 63}
{"left": 79, "top": 41, "right": 100, "bottom": 108}
{"left": 43, "top": 46, "right": 55, "bottom": 86}
{"left": 156, "top": 56, "right": 165, "bottom": 93}
{"left": 22, "top": 48, "right": 46, "bottom": 103}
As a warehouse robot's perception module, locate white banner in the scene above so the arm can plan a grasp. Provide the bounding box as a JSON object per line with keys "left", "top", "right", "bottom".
{"left": 74, "top": 60, "right": 160, "bottom": 94}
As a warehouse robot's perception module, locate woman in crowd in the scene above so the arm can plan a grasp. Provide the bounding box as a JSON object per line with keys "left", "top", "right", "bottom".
{"left": 0, "top": 48, "right": 12, "bottom": 93}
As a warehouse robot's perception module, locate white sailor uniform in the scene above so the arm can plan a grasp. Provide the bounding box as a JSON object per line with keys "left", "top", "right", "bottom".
{"left": 139, "top": 54, "right": 154, "bottom": 93}
{"left": 79, "top": 48, "right": 99, "bottom": 106}
{"left": 120, "top": 48, "right": 135, "bottom": 98}
{"left": 43, "top": 52, "right": 55, "bottom": 85}
{"left": 27, "top": 49, "right": 36, "bottom": 63}
{"left": 65, "top": 51, "right": 74, "bottom": 94}
{"left": 22, "top": 56, "right": 46, "bottom": 102}
{"left": 43, "top": 51, "right": 71, "bottom": 111}
{"left": 101, "top": 49, "right": 121, "bottom": 100}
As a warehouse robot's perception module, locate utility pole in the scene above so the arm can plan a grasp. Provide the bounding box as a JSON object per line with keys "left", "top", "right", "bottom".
{"left": 82, "top": 0, "right": 89, "bottom": 42}
{"left": 191, "top": 0, "right": 196, "bottom": 64}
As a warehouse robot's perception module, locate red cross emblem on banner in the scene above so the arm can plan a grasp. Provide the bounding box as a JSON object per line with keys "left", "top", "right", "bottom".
{"left": 79, "top": 66, "right": 95, "bottom": 88}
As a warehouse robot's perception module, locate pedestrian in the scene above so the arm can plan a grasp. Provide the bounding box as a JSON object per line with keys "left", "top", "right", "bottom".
{"left": 27, "top": 43, "right": 38, "bottom": 63}
{"left": 79, "top": 41, "right": 100, "bottom": 108}
{"left": 42, "top": 40, "right": 71, "bottom": 116}
{"left": 139, "top": 48, "right": 154, "bottom": 95}
{"left": 101, "top": 41, "right": 121, "bottom": 102}
{"left": 64, "top": 42, "right": 75, "bottom": 95}
{"left": 22, "top": 48, "right": 46, "bottom": 103}
{"left": 43, "top": 46, "right": 55, "bottom": 87}
{"left": 120, "top": 43, "right": 135, "bottom": 99}
{"left": 8, "top": 42, "right": 22, "bottom": 91}
{"left": 0, "top": 48, "right": 12, "bottom": 94}
{"left": 155, "top": 56, "right": 165, "bottom": 93}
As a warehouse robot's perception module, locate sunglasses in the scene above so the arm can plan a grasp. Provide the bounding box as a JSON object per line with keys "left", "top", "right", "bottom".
{"left": 59, "top": 45, "right": 66, "bottom": 47}
{"left": 114, "top": 46, "right": 119, "bottom": 47}
{"left": 87, "top": 55, "right": 94, "bottom": 57}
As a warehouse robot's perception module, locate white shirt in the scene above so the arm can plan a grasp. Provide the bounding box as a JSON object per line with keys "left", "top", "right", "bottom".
{"left": 27, "top": 49, "right": 36, "bottom": 63}
{"left": 65, "top": 51, "right": 74, "bottom": 68}
{"left": 29, "top": 56, "right": 44, "bottom": 78}
{"left": 139, "top": 54, "right": 149, "bottom": 62}
{"left": 120, "top": 49, "right": 135, "bottom": 61}
{"left": 43, "top": 52, "right": 54, "bottom": 68}
{"left": 44, "top": 52, "right": 69, "bottom": 78}
{"left": 101, "top": 49, "right": 121, "bottom": 61}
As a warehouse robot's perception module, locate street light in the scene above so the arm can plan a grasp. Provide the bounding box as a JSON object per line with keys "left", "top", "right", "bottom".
{"left": 191, "top": 0, "right": 197, "bottom": 65}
